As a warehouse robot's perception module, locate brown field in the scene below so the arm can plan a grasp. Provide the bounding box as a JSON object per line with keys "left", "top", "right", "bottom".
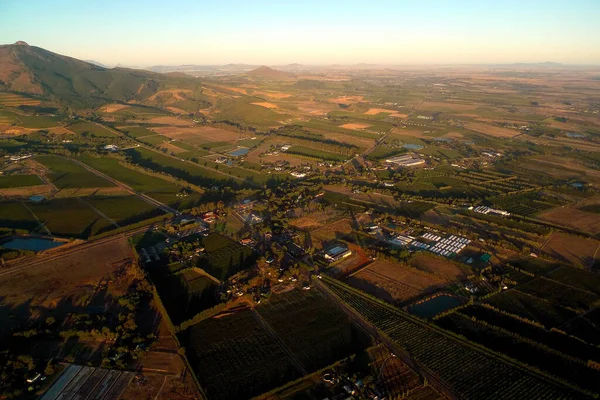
{"left": 339, "top": 122, "right": 371, "bottom": 129}
{"left": 390, "top": 113, "right": 409, "bottom": 118}
{"left": 539, "top": 207, "right": 600, "bottom": 235}
{"left": 389, "top": 127, "right": 430, "bottom": 138}
{"left": 541, "top": 232, "right": 600, "bottom": 268}
{"left": 152, "top": 126, "right": 240, "bottom": 143}
{"left": 328, "top": 95, "right": 364, "bottom": 105}
{"left": 148, "top": 89, "right": 192, "bottom": 101}
{"left": 165, "top": 106, "right": 189, "bottom": 114}
{"left": 409, "top": 254, "right": 468, "bottom": 281}
{"left": 251, "top": 101, "right": 278, "bottom": 109}
{"left": 0, "top": 92, "right": 41, "bottom": 106}
{"left": 99, "top": 103, "right": 130, "bottom": 113}
{"left": 48, "top": 126, "right": 76, "bottom": 135}
{"left": 309, "top": 218, "right": 354, "bottom": 248}
{"left": 328, "top": 244, "right": 372, "bottom": 277}
{"left": 0, "top": 185, "right": 52, "bottom": 199}
{"left": 364, "top": 108, "right": 397, "bottom": 115}
{"left": 295, "top": 101, "right": 337, "bottom": 115}
{"left": 346, "top": 259, "right": 445, "bottom": 304}
{"left": 290, "top": 208, "right": 342, "bottom": 231}
{"left": 142, "top": 116, "right": 195, "bottom": 126}
{"left": 253, "top": 90, "right": 292, "bottom": 99}
{"left": 464, "top": 122, "right": 521, "bottom": 138}
{"left": 419, "top": 101, "right": 479, "bottom": 112}
{"left": 0, "top": 237, "right": 133, "bottom": 337}
{"left": 159, "top": 141, "right": 188, "bottom": 154}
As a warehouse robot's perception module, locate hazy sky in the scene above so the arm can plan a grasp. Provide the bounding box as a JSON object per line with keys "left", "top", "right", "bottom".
{"left": 2, "top": 0, "right": 599, "bottom": 66}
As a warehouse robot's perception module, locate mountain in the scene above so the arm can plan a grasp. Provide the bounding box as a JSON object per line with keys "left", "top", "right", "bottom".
{"left": 0, "top": 41, "right": 166, "bottom": 108}
{"left": 246, "top": 66, "right": 292, "bottom": 79}
{"left": 84, "top": 59, "right": 109, "bottom": 68}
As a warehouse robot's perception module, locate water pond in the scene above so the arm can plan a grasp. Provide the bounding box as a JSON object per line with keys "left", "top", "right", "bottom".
{"left": 402, "top": 143, "right": 424, "bottom": 150}
{"left": 229, "top": 147, "right": 250, "bottom": 156}
{"left": 1, "top": 237, "right": 64, "bottom": 252}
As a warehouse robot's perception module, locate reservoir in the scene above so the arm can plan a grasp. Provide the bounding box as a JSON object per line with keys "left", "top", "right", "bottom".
{"left": 402, "top": 143, "right": 424, "bottom": 150}
{"left": 1, "top": 237, "right": 64, "bottom": 252}
{"left": 229, "top": 147, "right": 250, "bottom": 156}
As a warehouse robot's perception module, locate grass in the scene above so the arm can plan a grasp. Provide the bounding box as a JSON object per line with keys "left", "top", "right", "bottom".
{"left": 118, "top": 126, "right": 156, "bottom": 138}
{"left": 287, "top": 146, "right": 348, "bottom": 162}
{"left": 29, "top": 198, "right": 112, "bottom": 238}
{"left": 36, "top": 155, "right": 114, "bottom": 189}
{"left": 18, "top": 115, "right": 63, "bottom": 129}
{"left": 0, "top": 175, "right": 43, "bottom": 188}
{"left": 125, "top": 147, "right": 240, "bottom": 187}
{"left": 0, "top": 202, "right": 40, "bottom": 232}
{"left": 67, "top": 121, "right": 116, "bottom": 137}
{"left": 86, "top": 196, "right": 165, "bottom": 226}
{"left": 76, "top": 156, "right": 181, "bottom": 192}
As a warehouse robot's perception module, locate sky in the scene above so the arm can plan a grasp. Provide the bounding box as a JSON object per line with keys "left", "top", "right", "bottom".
{"left": 2, "top": 0, "right": 600, "bottom": 66}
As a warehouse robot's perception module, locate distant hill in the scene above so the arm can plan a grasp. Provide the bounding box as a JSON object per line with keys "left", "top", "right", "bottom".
{"left": 84, "top": 59, "right": 109, "bottom": 68}
{"left": 246, "top": 66, "right": 292, "bottom": 79}
{"left": 0, "top": 42, "right": 202, "bottom": 109}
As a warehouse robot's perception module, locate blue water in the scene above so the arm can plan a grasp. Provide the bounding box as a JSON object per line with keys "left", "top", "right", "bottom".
{"left": 229, "top": 147, "right": 250, "bottom": 156}
{"left": 1, "top": 237, "right": 63, "bottom": 252}
{"left": 408, "top": 295, "right": 461, "bottom": 319}
{"left": 403, "top": 143, "right": 424, "bottom": 150}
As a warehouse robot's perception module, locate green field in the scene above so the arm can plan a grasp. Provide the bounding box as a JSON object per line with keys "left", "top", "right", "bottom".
{"left": 118, "top": 126, "right": 157, "bottom": 138}
{"left": 67, "top": 121, "right": 116, "bottom": 137}
{"left": 36, "top": 155, "right": 114, "bottom": 189}
{"left": 287, "top": 145, "right": 348, "bottom": 162}
{"left": 29, "top": 198, "right": 112, "bottom": 238}
{"left": 0, "top": 174, "right": 43, "bottom": 188}
{"left": 0, "top": 202, "right": 39, "bottom": 232}
{"left": 18, "top": 115, "right": 63, "bottom": 129}
{"left": 76, "top": 156, "right": 180, "bottom": 192}
{"left": 86, "top": 196, "right": 164, "bottom": 226}
{"left": 125, "top": 147, "right": 240, "bottom": 187}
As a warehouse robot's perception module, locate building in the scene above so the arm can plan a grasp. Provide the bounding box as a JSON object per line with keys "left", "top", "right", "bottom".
{"left": 324, "top": 243, "right": 352, "bottom": 262}
{"left": 385, "top": 154, "right": 425, "bottom": 167}
{"left": 103, "top": 144, "right": 118, "bottom": 151}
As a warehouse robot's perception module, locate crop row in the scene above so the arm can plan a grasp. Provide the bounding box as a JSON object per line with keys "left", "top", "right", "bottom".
{"left": 322, "top": 277, "right": 582, "bottom": 400}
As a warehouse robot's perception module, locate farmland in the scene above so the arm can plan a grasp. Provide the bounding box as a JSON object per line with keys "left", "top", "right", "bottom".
{"left": 321, "top": 277, "right": 586, "bottom": 399}
{"left": 0, "top": 174, "right": 42, "bottom": 188}
{"left": 257, "top": 290, "right": 369, "bottom": 371}
{"left": 36, "top": 155, "right": 115, "bottom": 189}
{"left": 196, "top": 233, "right": 256, "bottom": 280}
{"left": 183, "top": 309, "right": 301, "bottom": 400}
{"left": 346, "top": 259, "right": 446, "bottom": 304}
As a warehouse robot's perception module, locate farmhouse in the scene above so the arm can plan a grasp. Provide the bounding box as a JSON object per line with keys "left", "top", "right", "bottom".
{"left": 103, "top": 144, "right": 118, "bottom": 151}
{"left": 385, "top": 154, "right": 425, "bottom": 167}
{"left": 324, "top": 243, "right": 352, "bottom": 262}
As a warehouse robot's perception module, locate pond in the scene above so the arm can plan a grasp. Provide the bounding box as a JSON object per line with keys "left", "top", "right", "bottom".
{"left": 229, "top": 147, "right": 250, "bottom": 156}
{"left": 402, "top": 143, "right": 424, "bottom": 150}
{"left": 408, "top": 295, "right": 462, "bottom": 319}
{"left": 1, "top": 237, "right": 64, "bottom": 252}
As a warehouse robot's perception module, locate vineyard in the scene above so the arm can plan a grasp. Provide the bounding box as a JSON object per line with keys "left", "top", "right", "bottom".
{"left": 485, "top": 290, "right": 578, "bottom": 328}
{"left": 257, "top": 290, "right": 369, "bottom": 372}
{"left": 197, "top": 233, "right": 256, "bottom": 281}
{"left": 489, "top": 192, "right": 564, "bottom": 216}
{"left": 457, "top": 170, "right": 537, "bottom": 196}
{"left": 183, "top": 309, "right": 300, "bottom": 400}
{"left": 321, "top": 277, "right": 586, "bottom": 399}
{"left": 435, "top": 312, "right": 600, "bottom": 393}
